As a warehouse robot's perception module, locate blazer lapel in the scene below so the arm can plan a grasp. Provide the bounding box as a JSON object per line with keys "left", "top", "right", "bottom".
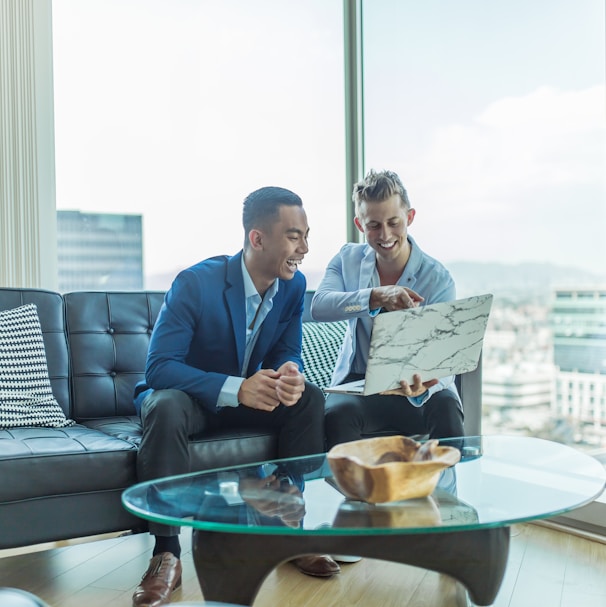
{"left": 358, "top": 247, "right": 377, "bottom": 289}
{"left": 225, "top": 252, "right": 246, "bottom": 373}
{"left": 249, "top": 289, "right": 280, "bottom": 373}
{"left": 398, "top": 236, "right": 419, "bottom": 290}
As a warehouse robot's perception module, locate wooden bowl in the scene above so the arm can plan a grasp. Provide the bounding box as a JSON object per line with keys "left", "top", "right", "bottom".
{"left": 327, "top": 436, "right": 461, "bottom": 504}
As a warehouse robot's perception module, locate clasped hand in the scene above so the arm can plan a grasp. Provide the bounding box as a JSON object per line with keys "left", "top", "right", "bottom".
{"left": 239, "top": 475, "right": 305, "bottom": 528}
{"left": 238, "top": 361, "right": 304, "bottom": 411}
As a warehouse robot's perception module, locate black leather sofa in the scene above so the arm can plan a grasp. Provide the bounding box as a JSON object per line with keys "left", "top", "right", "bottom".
{"left": 0, "top": 288, "right": 481, "bottom": 550}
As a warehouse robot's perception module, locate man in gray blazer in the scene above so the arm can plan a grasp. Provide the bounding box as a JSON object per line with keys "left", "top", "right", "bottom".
{"left": 311, "top": 169, "right": 464, "bottom": 449}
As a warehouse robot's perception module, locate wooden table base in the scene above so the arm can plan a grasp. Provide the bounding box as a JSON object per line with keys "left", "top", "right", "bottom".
{"left": 192, "top": 526, "right": 510, "bottom": 606}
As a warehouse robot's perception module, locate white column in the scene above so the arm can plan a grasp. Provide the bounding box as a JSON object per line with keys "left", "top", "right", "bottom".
{"left": 0, "top": 0, "right": 57, "bottom": 290}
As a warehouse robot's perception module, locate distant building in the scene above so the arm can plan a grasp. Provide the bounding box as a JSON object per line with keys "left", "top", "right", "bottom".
{"left": 551, "top": 287, "right": 606, "bottom": 446}
{"left": 482, "top": 364, "right": 555, "bottom": 433}
{"left": 57, "top": 210, "right": 143, "bottom": 292}
{"left": 480, "top": 297, "right": 556, "bottom": 436}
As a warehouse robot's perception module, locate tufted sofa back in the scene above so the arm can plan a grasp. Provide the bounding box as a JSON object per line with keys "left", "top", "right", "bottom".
{"left": 64, "top": 291, "right": 165, "bottom": 420}
{"left": 64, "top": 290, "right": 345, "bottom": 420}
{"left": 1, "top": 288, "right": 481, "bottom": 434}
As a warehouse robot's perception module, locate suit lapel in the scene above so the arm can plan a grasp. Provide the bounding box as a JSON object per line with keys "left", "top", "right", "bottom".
{"left": 359, "top": 247, "right": 377, "bottom": 289}
{"left": 398, "top": 236, "right": 418, "bottom": 290}
{"left": 249, "top": 288, "right": 280, "bottom": 373}
{"left": 225, "top": 253, "right": 246, "bottom": 373}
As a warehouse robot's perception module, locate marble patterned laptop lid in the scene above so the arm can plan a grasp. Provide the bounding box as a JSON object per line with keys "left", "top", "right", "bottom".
{"left": 326, "top": 293, "right": 493, "bottom": 396}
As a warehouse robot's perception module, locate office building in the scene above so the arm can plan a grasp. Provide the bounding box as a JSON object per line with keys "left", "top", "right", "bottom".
{"left": 483, "top": 364, "right": 555, "bottom": 433}
{"left": 57, "top": 211, "right": 144, "bottom": 292}
{"left": 551, "top": 287, "right": 606, "bottom": 445}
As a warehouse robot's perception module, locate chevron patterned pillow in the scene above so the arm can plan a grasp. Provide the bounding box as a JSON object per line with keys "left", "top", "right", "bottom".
{"left": 0, "top": 303, "right": 74, "bottom": 428}
{"left": 302, "top": 321, "right": 347, "bottom": 391}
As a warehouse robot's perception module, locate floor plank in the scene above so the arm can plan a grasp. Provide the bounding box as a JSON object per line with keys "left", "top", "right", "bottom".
{"left": 1, "top": 523, "right": 605, "bottom": 607}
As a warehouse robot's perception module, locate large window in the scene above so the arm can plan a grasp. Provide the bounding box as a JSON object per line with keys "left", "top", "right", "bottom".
{"left": 52, "top": 0, "right": 345, "bottom": 291}
{"left": 52, "top": 0, "right": 606, "bottom": 521}
{"left": 362, "top": 0, "right": 606, "bottom": 466}
{"left": 53, "top": 0, "right": 606, "bottom": 446}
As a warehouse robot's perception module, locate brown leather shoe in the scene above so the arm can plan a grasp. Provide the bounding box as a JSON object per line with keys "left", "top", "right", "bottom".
{"left": 291, "top": 554, "right": 341, "bottom": 577}
{"left": 132, "top": 552, "right": 182, "bottom": 607}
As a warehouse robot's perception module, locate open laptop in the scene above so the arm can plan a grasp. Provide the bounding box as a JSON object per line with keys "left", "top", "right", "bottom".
{"left": 324, "top": 293, "right": 493, "bottom": 396}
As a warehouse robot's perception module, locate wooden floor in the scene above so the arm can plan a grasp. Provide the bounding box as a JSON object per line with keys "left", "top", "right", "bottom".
{"left": 1, "top": 523, "right": 605, "bottom": 607}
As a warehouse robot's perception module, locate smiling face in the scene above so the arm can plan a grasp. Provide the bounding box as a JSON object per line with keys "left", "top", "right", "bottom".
{"left": 246, "top": 204, "right": 310, "bottom": 294}
{"left": 354, "top": 193, "right": 415, "bottom": 269}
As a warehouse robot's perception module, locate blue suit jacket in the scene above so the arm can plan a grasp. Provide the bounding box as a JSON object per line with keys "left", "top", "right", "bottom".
{"left": 137, "top": 251, "right": 306, "bottom": 413}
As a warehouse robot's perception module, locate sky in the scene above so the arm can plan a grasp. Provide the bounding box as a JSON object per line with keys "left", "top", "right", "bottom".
{"left": 362, "top": 0, "right": 606, "bottom": 277}
{"left": 51, "top": 0, "right": 606, "bottom": 288}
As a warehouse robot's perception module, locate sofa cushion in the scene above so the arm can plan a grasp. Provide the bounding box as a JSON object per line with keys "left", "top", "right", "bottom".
{"left": 0, "top": 304, "right": 74, "bottom": 429}
{"left": 0, "top": 424, "right": 137, "bottom": 502}
{"left": 83, "top": 416, "right": 279, "bottom": 470}
{"left": 301, "top": 320, "right": 346, "bottom": 390}
{"left": 84, "top": 415, "right": 143, "bottom": 445}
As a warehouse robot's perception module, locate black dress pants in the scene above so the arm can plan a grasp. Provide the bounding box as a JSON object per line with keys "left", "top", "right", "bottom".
{"left": 324, "top": 374, "right": 464, "bottom": 450}
{"left": 137, "top": 382, "right": 325, "bottom": 536}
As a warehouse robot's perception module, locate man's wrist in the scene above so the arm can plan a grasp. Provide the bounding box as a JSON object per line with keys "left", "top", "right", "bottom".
{"left": 218, "top": 376, "right": 244, "bottom": 408}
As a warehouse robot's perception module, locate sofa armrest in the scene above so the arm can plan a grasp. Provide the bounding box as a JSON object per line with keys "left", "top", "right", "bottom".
{"left": 455, "top": 352, "right": 483, "bottom": 436}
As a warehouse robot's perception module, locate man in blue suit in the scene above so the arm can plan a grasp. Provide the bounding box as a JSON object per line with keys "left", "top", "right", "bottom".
{"left": 132, "top": 187, "right": 334, "bottom": 607}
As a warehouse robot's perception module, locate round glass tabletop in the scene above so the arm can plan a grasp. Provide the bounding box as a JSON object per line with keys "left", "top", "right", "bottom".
{"left": 122, "top": 435, "right": 606, "bottom": 536}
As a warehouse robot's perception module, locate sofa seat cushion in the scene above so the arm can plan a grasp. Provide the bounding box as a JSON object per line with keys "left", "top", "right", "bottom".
{"left": 83, "top": 415, "right": 143, "bottom": 445}
{"left": 0, "top": 425, "right": 137, "bottom": 503}
{"left": 84, "top": 416, "right": 278, "bottom": 471}
{"left": 188, "top": 428, "right": 278, "bottom": 471}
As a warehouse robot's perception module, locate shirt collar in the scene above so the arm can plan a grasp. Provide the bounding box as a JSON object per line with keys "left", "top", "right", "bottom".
{"left": 241, "top": 255, "right": 279, "bottom": 300}
{"left": 241, "top": 255, "right": 258, "bottom": 300}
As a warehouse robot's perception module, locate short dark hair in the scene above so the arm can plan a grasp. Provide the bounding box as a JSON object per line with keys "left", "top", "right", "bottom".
{"left": 242, "top": 186, "right": 303, "bottom": 243}
{"left": 352, "top": 169, "right": 410, "bottom": 212}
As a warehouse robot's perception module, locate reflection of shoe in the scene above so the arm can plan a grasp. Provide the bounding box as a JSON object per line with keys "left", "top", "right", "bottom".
{"left": 132, "top": 552, "right": 182, "bottom": 607}
{"left": 332, "top": 554, "right": 362, "bottom": 563}
{"left": 313, "top": 524, "right": 362, "bottom": 564}
{"left": 291, "top": 555, "right": 341, "bottom": 577}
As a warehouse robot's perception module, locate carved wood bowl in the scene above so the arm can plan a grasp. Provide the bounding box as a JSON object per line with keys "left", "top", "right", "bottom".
{"left": 327, "top": 435, "right": 461, "bottom": 504}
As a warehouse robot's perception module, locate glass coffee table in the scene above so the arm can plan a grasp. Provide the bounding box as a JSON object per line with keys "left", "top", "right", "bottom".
{"left": 122, "top": 436, "right": 606, "bottom": 606}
